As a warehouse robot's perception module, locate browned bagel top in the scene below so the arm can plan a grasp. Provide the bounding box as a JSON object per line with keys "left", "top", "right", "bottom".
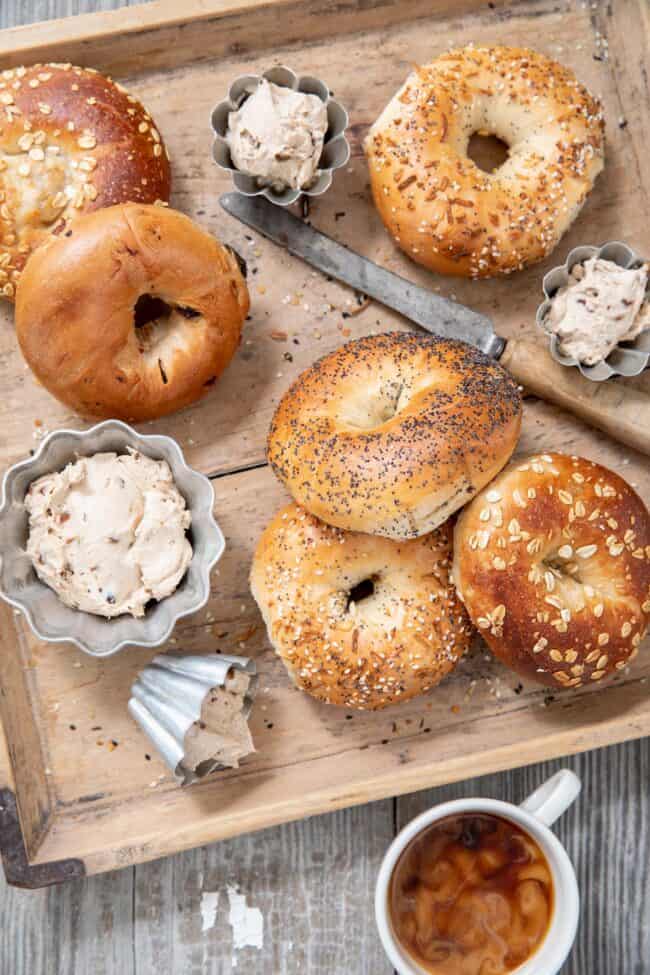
{"left": 453, "top": 453, "right": 650, "bottom": 688}
{"left": 251, "top": 503, "right": 472, "bottom": 709}
{"left": 268, "top": 331, "right": 522, "bottom": 538}
{"left": 365, "top": 45, "right": 604, "bottom": 278}
{"left": 16, "top": 203, "right": 249, "bottom": 422}
{"left": 0, "top": 62, "right": 171, "bottom": 298}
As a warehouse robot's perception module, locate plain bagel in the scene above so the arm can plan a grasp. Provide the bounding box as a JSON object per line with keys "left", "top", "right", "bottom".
{"left": 365, "top": 45, "right": 604, "bottom": 278}
{"left": 250, "top": 503, "right": 472, "bottom": 710}
{"left": 0, "top": 63, "right": 171, "bottom": 299}
{"left": 453, "top": 453, "right": 650, "bottom": 688}
{"left": 16, "top": 203, "right": 249, "bottom": 421}
{"left": 267, "top": 332, "right": 522, "bottom": 539}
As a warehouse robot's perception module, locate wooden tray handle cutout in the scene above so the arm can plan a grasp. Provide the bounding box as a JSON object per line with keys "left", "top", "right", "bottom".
{"left": 501, "top": 339, "right": 650, "bottom": 457}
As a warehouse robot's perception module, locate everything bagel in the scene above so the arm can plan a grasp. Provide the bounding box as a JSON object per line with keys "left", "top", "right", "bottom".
{"left": 365, "top": 45, "right": 604, "bottom": 277}
{"left": 250, "top": 503, "right": 472, "bottom": 710}
{"left": 267, "top": 332, "right": 522, "bottom": 539}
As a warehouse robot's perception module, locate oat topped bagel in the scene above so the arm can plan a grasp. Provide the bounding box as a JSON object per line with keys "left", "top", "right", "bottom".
{"left": 267, "top": 332, "right": 522, "bottom": 539}
{"left": 365, "top": 45, "right": 604, "bottom": 277}
{"left": 0, "top": 62, "right": 171, "bottom": 298}
{"left": 453, "top": 453, "right": 650, "bottom": 688}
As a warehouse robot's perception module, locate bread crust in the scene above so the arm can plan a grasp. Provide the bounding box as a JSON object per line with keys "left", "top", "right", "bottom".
{"left": 267, "top": 332, "right": 522, "bottom": 539}
{"left": 0, "top": 63, "right": 171, "bottom": 299}
{"left": 251, "top": 503, "right": 472, "bottom": 709}
{"left": 453, "top": 453, "right": 650, "bottom": 688}
{"left": 16, "top": 203, "right": 249, "bottom": 421}
{"left": 365, "top": 45, "right": 604, "bottom": 278}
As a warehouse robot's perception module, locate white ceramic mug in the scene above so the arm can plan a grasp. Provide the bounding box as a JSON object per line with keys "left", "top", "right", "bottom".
{"left": 375, "top": 770, "right": 581, "bottom": 975}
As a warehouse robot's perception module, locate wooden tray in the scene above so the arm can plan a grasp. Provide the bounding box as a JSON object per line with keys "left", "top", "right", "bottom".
{"left": 0, "top": 0, "right": 648, "bottom": 887}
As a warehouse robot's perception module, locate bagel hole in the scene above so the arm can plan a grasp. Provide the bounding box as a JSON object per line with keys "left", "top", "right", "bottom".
{"left": 133, "top": 294, "right": 202, "bottom": 330}
{"left": 347, "top": 576, "right": 377, "bottom": 609}
{"left": 467, "top": 132, "right": 509, "bottom": 173}
{"left": 134, "top": 294, "right": 172, "bottom": 329}
{"left": 543, "top": 554, "right": 582, "bottom": 585}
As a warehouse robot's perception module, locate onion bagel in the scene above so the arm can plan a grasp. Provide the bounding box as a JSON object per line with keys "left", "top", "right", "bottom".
{"left": 365, "top": 45, "right": 604, "bottom": 278}
{"left": 16, "top": 203, "right": 249, "bottom": 421}
{"left": 453, "top": 453, "right": 650, "bottom": 688}
{"left": 0, "top": 63, "right": 171, "bottom": 298}
{"left": 250, "top": 503, "right": 472, "bottom": 709}
{"left": 267, "top": 332, "right": 522, "bottom": 539}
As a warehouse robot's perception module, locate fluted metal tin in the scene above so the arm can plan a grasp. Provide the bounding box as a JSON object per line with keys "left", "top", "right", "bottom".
{"left": 128, "top": 652, "right": 257, "bottom": 786}
{"left": 537, "top": 240, "right": 650, "bottom": 382}
{"left": 211, "top": 65, "right": 350, "bottom": 207}
{"left": 0, "top": 420, "right": 224, "bottom": 657}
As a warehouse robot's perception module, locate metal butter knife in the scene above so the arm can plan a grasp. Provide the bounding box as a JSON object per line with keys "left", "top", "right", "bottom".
{"left": 221, "top": 192, "right": 650, "bottom": 457}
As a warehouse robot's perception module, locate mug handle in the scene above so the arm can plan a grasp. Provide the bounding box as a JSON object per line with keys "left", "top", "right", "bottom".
{"left": 520, "top": 769, "right": 581, "bottom": 827}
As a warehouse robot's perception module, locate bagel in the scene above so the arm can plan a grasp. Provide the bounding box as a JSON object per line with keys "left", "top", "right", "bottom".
{"left": 15, "top": 203, "right": 249, "bottom": 421}
{"left": 0, "top": 63, "right": 171, "bottom": 299}
{"left": 365, "top": 45, "right": 604, "bottom": 278}
{"left": 452, "top": 453, "right": 650, "bottom": 688}
{"left": 267, "top": 332, "right": 522, "bottom": 539}
{"left": 250, "top": 503, "right": 472, "bottom": 709}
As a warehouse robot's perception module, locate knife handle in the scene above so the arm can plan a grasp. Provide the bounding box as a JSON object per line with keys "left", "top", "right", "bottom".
{"left": 501, "top": 338, "right": 650, "bottom": 456}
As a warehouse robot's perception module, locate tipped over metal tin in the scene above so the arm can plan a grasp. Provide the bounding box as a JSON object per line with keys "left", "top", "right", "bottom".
{"left": 211, "top": 65, "right": 350, "bottom": 207}
{"left": 129, "top": 652, "right": 257, "bottom": 787}
{"left": 537, "top": 241, "right": 650, "bottom": 382}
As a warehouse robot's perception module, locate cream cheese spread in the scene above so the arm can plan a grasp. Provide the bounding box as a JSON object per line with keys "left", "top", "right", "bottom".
{"left": 183, "top": 669, "right": 255, "bottom": 771}
{"left": 546, "top": 257, "right": 650, "bottom": 365}
{"left": 25, "top": 450, "right": 192, "bottom": 618}
{"left": 227, "top": 79, "right": 328, "bottom": 191}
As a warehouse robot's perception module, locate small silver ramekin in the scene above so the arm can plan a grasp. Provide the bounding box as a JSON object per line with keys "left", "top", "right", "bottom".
{"left": 211, "top": 65, "right": 350, "bottom": 207}
{"left": 0, "top": 420, "right": 224, "bottom": 658}
{"left": 537, "top": 241, "right": 650, "bottom": 382}
{"left": 129, "top": 651, "right": 257, "bottom": 786}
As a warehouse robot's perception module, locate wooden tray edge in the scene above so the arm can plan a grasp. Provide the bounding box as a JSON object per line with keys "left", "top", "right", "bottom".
{"left": 0, "top": 0, "right": 515, "bottom": 75}
{"left": 21, "top": 675, "right": 650, "bottom": 879}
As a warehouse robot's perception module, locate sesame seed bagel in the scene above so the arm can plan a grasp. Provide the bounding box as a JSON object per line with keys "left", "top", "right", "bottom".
{"left": 452, "top": 453, "right": 650, "bottom": 689}
{"left": 16, "top": 203, "right": 249, "bottom": 421}
{"left": 0, "top": 62, "right": 171, "bottom": 300}
{"left": 365, "top": 45, "right": 604, "bottom": 278}
{"left": 250, "top": 503, "right": 472, "bottom": 710}
{"left": 267, "top": 332, "right": 522, "bottom": 539}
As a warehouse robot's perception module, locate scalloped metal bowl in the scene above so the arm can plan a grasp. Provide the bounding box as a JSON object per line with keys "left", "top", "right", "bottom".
{"left": 211, "top": 65, "right": 350, "bottom": 207}
{"left": 536, "top": 241, "right": 650, "bottom": 382}
{"left": 0, "top": 420, "right": 224, "bottom": 658}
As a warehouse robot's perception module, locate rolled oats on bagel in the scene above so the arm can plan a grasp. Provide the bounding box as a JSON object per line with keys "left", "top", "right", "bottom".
{"left": 365, "top": 45, "right": 604, "bottom": 278}
{"left": 0, "top": 62, "right": 171, "bottom": 298}
{"left": 453, "top": 453, "right": 650, "bottom": 688}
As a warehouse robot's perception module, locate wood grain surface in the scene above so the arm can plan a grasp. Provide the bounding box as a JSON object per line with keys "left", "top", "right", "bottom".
{"left": 0, "top": 1, "right": 649, "bottom": 974}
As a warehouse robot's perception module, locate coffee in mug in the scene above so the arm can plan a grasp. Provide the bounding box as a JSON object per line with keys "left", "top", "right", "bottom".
{"left": 389, "top": 812, "right": 553, "bottom": 974}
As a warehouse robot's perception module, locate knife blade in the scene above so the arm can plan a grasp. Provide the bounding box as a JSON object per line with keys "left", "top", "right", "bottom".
{"left": 220, "top": 192, "right": 505, "bottom": 359}
{"left": 220, "top": 191, "right": 650, "bottom": 456}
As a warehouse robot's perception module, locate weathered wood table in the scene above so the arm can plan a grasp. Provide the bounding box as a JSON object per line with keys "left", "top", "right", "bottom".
{"left": 0, "top": 1, "right": 648, "bottom": 973}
